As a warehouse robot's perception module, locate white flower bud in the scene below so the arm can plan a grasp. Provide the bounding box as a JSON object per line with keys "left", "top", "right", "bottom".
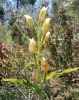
{"left": 39, "top": 6, "right": 47, "bottom": 21}
{"left": 45, "top": 32, "right": 50, "bottom": 41}
{"left": 24, "top": 14, "right": 34, "bottom": 27}
{"left": 43, "top": 18, "right": 51, "bottom": 34}
{"left": 29, "top": 38, "right": 36, "bottom": 53}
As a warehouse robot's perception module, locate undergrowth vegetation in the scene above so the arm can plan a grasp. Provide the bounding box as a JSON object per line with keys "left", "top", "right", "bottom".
{"left": 0, "top": 4, "right": 79, "bottom": 100}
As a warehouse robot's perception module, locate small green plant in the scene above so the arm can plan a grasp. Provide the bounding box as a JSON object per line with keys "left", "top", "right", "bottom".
{"left": 2, "top": 6, "right": 79, "bottom": 100}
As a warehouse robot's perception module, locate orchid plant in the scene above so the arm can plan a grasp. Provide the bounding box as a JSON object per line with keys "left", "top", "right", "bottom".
{"left": 2, "top": 6, "right": 79, "bottom": 100}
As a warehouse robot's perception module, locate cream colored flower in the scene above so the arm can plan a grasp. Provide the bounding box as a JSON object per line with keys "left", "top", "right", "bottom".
{"left": 41, "top": 57, "right": 49, "bottom": 72}
{"left": 45, "top": 32, "right": 50, "bottom": 41}
{"left": 39, "top": 6, "right": 47, "bottom": 21}
{"left": 43, "top": 18, "right": 51, "bottom": 34}
{"left": 32, "top": 69, "right": 38, "bottom": 84}
{"left": 24, "top": 14, "right": 34, "bottom": 27}
{"left": 29, "top": 38, "right": 36, "bottom": 53}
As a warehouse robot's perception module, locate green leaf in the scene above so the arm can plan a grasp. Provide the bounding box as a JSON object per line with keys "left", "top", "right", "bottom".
{"left": 22, "top": 62, "right": 35, "bottom": 71}
{"left": 14, "top": 23, "right": 29, "bottom": 42}
{"left": 61, "top": 67, "right": 79, "bottom": 74}
{"left": 46, "top": 67, "right": 79, "bottom": 80}
{"left": 2, "top": 78, "right": 24, "bottom": 85}
{"left": 46, "top": 71, "right": 60, "bottom": 80}
{"left": 2, "top": 78, "right": 41, "bottom": 94}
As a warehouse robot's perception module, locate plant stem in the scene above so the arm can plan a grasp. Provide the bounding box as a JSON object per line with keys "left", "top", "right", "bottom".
{"left": 40, "top": 82, "right": 43, "bottom": 100}
{"left": 15, "top": 23, "right": 29, "bottom": 42}
{"left": 38, "top": 21, "right": 41, "bottom": 58}
{"left": 37, "top": 21, "right": 43, "bottom": 100}
{"left": 37, "top": 21, "right": 41, "bottom": 78}
{"left": 43, "top": 72, "right": 46, "bottom": 83}
{"left": 40, "top": 72, "right": 47, "bottom": 100}
{"left": 33, "top": 53, "right": 37, "bottom": 67}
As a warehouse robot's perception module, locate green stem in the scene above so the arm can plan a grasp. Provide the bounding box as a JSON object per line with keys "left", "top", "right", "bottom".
{"left": 33, "top": 53, "right": 37, "bottom": 67}
{"left": 33, "top": 26, "right": 37, "bottom": 35}
{"left": 37, "top": 21, "right": 41, "bottom": 76}
{"left": 14, "top": 23, "right": 29, "bottom": 42}
{"left": 40, "top": 72, "right": 47, "bottom": 100}
{"left": 40, "top": 34, "right": 46, "bottom": 50}
{"left": 40, "top": 82, "right": 43, "bottom": 100}
{"left": 43, "top": 72, "right": 46, "bottom": 83}
{"left": 37, "top": 21, "right": 43, "bottom": 100}
{"left": 38, "top": 21, "right": 41, "bottom": 58}
{"left": 41, "top": 34, "right": 45, "bottom": 43}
